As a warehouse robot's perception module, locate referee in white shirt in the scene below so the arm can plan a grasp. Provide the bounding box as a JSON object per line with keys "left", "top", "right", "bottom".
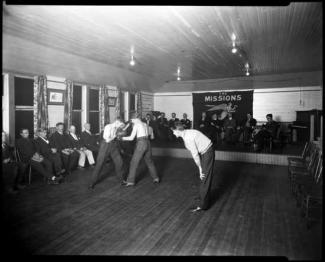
{"left": 122, "top": 112, "right": 159, "bottom": 186}
{"left": 172, "top": 121, "right": 215, "bottom": 212}
{"left": 88, "top": 117, "right": 126, "bottom": 189}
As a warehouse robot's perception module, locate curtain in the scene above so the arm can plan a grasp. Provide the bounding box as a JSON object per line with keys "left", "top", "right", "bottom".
{"left": 64, "top": 80, "right": 73, "bottom": 130}
{"left": 99, "top": 85, "right": 110, "bottom": 130}
{"left": 136, "top": 91, "right": 142, "bottom": 119}
{"left": 33, "top": 75, "right": 48, "bottom": 135}
{"left": 115, "top": 87, "right": 121, "bottom": 119}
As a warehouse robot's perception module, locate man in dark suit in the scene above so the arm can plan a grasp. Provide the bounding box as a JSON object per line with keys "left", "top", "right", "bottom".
{"left": 253, "top": 114, "right": 279, "bottom": 151}
{"left": 49, "top": 122, "right": 79, "bottom": 175}
{"left": 181, "top": 113, "right": 192, "bottom": 129}
{"left": 2, "top": 131, "right": 20, "bottom": 193}
{"left": 157, "top": 112, "right": 169, "bottom": 141}
{"left": 34, "top": 128, "right": 65, "bottom": 176}
{"left": 80, "top": 123, "right": 100, "bottom": 159}
{"left": 238, "top": 112, "right": 257, "bottom": 144}
{"left": 223, "top": 112, "right": 237, "bottom": 144}
{"left": 16, "top": 128, "right": 60, "bottom": 184}
{"left": 168, "top": 113, "right": 179, "bottom": 129}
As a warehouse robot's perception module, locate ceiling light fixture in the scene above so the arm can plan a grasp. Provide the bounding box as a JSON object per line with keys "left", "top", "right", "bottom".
{"left": 177, "top": 66, "right": 181, "bottom": 81}
{"left": 245, "top": 62, "right": 250, "bottom": 76}
{"left": 231, "top": 33, "right": 237, "bottom": 54}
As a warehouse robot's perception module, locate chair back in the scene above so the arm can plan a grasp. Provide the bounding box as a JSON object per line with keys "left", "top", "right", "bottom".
{"left": 303, "top": 142, "right": 314, "bottom": 159}
{"left": 314, "top": 154, "right": 323, "bottom": 184}
{"left": 301, "top": 142, "right": 310, "bottom": 158}
{"left": 306, "top": 146, "right": 318, "bottom": 172}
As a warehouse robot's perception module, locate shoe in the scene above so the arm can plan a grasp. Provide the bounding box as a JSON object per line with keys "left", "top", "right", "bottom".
{"left": 121, "top": 180, "right": 127, "bottom": 186}
{"left": 60, "top": 169, "right": 66, "bottom": 174}
{"left": 17, "top": 184, "right": 26, "bottom": 190}
{"left": 47, "top": 179, "right": 59, "bottom": 185}
{"left": 190, "top": 206, "right": 202, "bottom": 213}
{"left": 153, "top": 178, "right": 160, "bottom": 184}
{"left": 7, "top": 188, "right": 19, "bottom": 194}
{"left": 88, "top": 184, "right": 95, "bottom": 190}
{"left": 123, "top": 182, "right": 135, "bottom": 187}
{"left": 89, "top": 164, "right": 95, "bottom": 168}
{"left": 77, "top": 166, "right": 85, "bottom": 169}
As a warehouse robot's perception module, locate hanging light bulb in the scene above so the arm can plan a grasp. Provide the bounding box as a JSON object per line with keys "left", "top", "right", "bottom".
{"left": 245, "top": 71, "right": 250, "bottom": 76}
{"left": 231, "top": 33, "right": 237, "bottom": 53}
{"left": 130, "top": 55, "right": 135, "bottom": 66}
{"left": 177, "top": 65, "right": 181, "bottom": 81}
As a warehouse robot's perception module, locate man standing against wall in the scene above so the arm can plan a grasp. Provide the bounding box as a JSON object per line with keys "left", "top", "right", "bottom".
{"left": 172, "top": 121, "right": 215, "bottom": 212}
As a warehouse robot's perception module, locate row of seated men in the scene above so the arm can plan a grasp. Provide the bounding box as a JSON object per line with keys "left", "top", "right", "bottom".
{"left": 142, "top": 112, "right": 192, "bottom": 142}
{"left": 197, "top": 111, "right": 279, "bottom": 151}
{"left": 2, "top": 122, "right": 101, "bottom": 194}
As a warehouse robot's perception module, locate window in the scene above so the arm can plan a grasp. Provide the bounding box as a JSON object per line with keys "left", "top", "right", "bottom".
{"left": 14, "top": 76, "right": 34, "bottom": 138}
{"left": 72, "top": 84, "right": 82, "bottom": 134}
{"left": 88, "top": 87, "right": 100, "bottom": 134}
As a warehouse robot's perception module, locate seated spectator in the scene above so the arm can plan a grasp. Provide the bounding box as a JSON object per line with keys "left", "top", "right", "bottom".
{"left": 239, "top": 112, "right": 257, "bottom": 144}
{"left": 197, "top": 111, "right": 211, "bottom": 137}
{"left": 68, "top": 125, "right": 95, "bottom": 169}
{"left": 181, "top": 113, "right": 192, "bottom": 129}
{"left": 34, "top": 128, "right": 65, "bottom": 177}
{"left": 80, "top": 123, "right": 100, "bottom": 159}
{"left": 49, "top": 122, "right": 79, "bottom": 175}
{"left": 223, "top": 113, "right": 237, "bottom": 144}
{"left": 16, "top": 128, "right": 60, "bottom": 185}
{"left": 156, "top": 112, "right": 169, "bottom": 141}
{"left": 253, "top": 114, "right": 278, "bottom": 151}
{"left": 2, "top": 131, "right": 20, "bottom": 193}
{"left": 168, "top": 113, "right": 179, "bottom": 129}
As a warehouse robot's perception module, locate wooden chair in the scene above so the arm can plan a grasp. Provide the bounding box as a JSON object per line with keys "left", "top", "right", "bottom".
{"left": 299, "top": 160, "right": 322, "bottom": 229}
{"left": 287, "top": 141, "right": 312, "bottom": 167}
{"left": 288, "top": 146, "right": 318, "bottom": 197}
{"left": 294, "top": 152, "right": 322, "bottom": 205}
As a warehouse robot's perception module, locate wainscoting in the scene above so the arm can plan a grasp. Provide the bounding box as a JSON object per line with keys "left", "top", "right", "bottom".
{"left": 152, "top": 148, "right": 292, "bottom": 166}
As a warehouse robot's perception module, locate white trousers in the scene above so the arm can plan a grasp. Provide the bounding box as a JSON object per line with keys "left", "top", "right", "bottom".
{"left": 77, "top": 149, "right": 95, "bottom": 167}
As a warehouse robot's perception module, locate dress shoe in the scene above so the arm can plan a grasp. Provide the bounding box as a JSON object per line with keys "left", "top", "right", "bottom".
{"left": 47, "top": 179, "right": 59, "bottom": 185}
{"left": 123, "top": 182, "right": 135, "bottom": 187}
{"left": 121, "top": 180, "right": 127, "bottom": 186}
{"left": 7, "top": 188, "right": 19, "bottom": 194}
{"left": 77, "top": 165, "right": 85, "bottom": 169}
{"left": 190, "top": 206, "right": 202, "bottom": 213}
{"left": 153, "top": 178, "right": 160, "bottom": 184}
{"left": 17, "top": 184, "right": 26, "bottom": 190}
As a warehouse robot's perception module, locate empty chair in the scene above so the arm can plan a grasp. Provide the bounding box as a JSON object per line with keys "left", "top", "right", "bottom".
{"left": 288, "top": 147, "right": 318, "bottom": 197}
{"left": 287, "top": 141, "right": 313, "bottom": 168}
{"left": 299, "top": 160, "right": 323, "bottom": 229}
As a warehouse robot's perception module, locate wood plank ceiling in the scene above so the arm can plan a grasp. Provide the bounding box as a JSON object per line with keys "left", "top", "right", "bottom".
{"left": 2, "top": 3, "right": 323, "bottom": 88}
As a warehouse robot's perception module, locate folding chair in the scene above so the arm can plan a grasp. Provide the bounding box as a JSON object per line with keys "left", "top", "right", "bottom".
{"left": 288, "top": 147, "right": 318, "bottom": 197}
{"left": 288, "top": 141, "right": 313, "bottom": 168}
{"left": 294, "top": 153, "right": 322, "bottom": 206}
{"left": 299, "top": 161, "right": 322, "bottom": 229}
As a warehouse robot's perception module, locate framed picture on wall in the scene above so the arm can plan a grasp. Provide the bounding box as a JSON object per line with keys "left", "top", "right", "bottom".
{"left": 47, "top": 89, "right": 65, "bottom": 105}
{"left": 107, "top": 97, "right": 117, "bottom": 107}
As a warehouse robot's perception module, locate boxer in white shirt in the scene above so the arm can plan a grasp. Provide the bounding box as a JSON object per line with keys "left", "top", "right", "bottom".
{"left": 172, "top": 121, "right": 215, "bottom": 212}
{"left": 121, "top": 112, "right": 159, "bottom": 186}
{"left": 88, "top": 117, "right": 127, "bottom": 190}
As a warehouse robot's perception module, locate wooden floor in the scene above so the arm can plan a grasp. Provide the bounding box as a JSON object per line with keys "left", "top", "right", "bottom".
{"left": 1, "top": 157, "right": 322, "bottom": 259}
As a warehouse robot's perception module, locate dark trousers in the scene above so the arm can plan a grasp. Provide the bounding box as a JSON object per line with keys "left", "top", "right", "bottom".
{"left": 2, "top": 162, "right": 19, "bottom": 190}
{"left": 61, "top": 151, "right": 79, "bottom": 172}
{"left": 126, "top": 137, "right": 159, "bottom": 184}
{"left": 91, "top": 140, "right": 125, "bottom": 186}
{"left": 18, "top": 158, "right": 54, "bottom": 181}
{"left": 47, "top": 153, "right": 63, "bottom": 175}
{"left": 198, "top": 146, "right": 215, "bottom": 210}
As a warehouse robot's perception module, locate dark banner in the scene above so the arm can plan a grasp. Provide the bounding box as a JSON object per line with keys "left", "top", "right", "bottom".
{"left": 192, "top": 90, "right": 254, "bottom": 128}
